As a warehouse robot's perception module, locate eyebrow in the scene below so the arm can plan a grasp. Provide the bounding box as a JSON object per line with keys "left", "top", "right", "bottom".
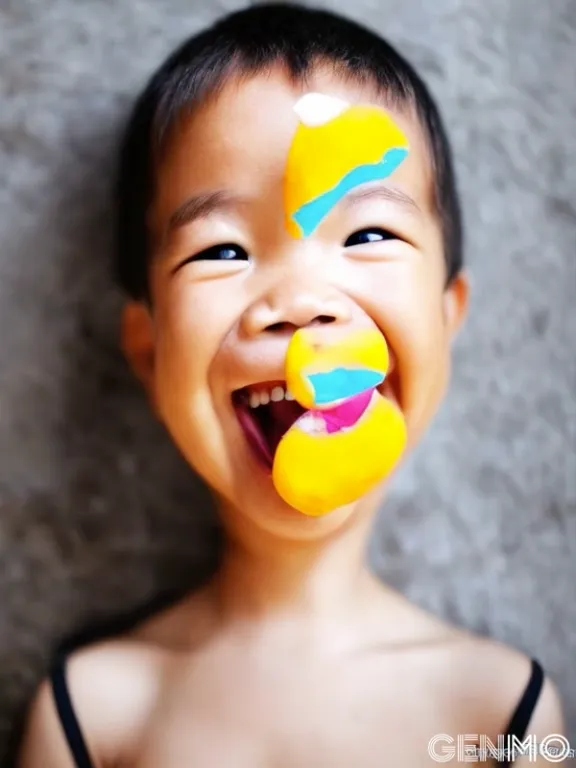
{"left": 168, "top": 190, "right": 247, "bottom": 232}
{"left": 166, "top": 181, "right": 421, "bottom": 237}
{"left": 341, "top": 183, "right": 422, "bottom": 216}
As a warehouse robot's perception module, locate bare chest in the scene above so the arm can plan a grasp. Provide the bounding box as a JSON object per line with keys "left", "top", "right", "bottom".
{"left": 132, "top": 650, "right": 471, "bottom": 768}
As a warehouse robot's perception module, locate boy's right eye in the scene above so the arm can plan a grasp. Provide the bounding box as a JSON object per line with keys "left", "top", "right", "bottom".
{"left": 175, "top": 243, "right": 249, "bottom": 271}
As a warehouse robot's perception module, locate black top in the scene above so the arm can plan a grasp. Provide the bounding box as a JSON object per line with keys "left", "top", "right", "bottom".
{"left": 499, "top": 658, "right": 545, "bottom": 767}
{"left": 51, "top": 657, "right": 94, "bottom": 768}
{"left": 49, "top": 652, "right": 545, "bottom": 768}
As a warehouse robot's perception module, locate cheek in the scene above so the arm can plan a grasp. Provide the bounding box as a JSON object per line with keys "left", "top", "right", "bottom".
{"left": 351, "top": 257, "right": 445, "bottom": 348}
{"left": 152, "top": 281, "right": 237, "bottom": 434}
{"left": 149, "top": 281, "right": 244, "bottom": 493}
{"left": 346, "top": 258, "right": 450, "bottom": 428}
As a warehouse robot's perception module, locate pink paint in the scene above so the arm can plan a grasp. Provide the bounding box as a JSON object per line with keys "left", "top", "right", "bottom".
{"left": 316, "top": 388, "right": 374, "bottom": 433}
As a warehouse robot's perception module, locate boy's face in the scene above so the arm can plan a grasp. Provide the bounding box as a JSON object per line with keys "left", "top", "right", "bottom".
{"left": 123, "top": 67, "right": 468, "bottom": 539}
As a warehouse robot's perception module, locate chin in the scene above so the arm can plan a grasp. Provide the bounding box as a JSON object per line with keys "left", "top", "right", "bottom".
{"left": 214, "top": 466, "right": 382, "bottom": 543}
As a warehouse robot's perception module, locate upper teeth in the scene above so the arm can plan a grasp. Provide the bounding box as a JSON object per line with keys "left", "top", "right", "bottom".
{"left": 248, "top": 385, "right": 295, "bottom": 408}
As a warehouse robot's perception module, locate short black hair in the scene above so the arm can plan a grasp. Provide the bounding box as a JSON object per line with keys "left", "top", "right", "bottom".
{"left": 115, "top": 2, "right": 463, "bottom": 301}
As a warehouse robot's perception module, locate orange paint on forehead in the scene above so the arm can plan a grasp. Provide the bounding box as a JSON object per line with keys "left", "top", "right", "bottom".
{"left": 283, "top": 92, "right": 410, "bottom": 238}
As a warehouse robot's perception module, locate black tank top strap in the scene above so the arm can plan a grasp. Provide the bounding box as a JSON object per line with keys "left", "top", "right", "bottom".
{"left": 47, "top": 587, "right": 188, "bottom": 768}
{"left": 50, "top": 653, "right": 96, "bottom": 768}
{"left": 496, "top": 657, "right": 545, "bottom": 767}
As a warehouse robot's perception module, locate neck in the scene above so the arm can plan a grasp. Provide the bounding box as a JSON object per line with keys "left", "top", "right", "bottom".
{"left": 211, "top": 492, "right": 383, "bottom": 623}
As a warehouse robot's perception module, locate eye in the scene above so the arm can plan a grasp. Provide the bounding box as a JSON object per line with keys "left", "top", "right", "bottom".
{"left": 344, "top": 228, "right": 397, "bottom": 247}
{"left": 176, "top": 242, "right": 249, "bottom": 270}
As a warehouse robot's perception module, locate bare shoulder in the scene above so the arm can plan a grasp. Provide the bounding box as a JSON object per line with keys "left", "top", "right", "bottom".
{"left": 448, "top": 634, "right": 565, "bottom": 737}
{"left": 17, "top": 637, "right": 167, "bottom": 768}
{"left": 17, "top": 586, "right": 215, "bottom": 768}
{"left": 381, "top": 592, "right": 565, "bottom": 739}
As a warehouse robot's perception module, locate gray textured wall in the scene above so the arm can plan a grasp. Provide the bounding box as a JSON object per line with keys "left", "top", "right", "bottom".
{"left": 0, "top": 0, "right": 575, "bottom": 760}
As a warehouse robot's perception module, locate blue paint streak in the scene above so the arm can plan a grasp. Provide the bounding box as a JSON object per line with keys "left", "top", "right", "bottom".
{"left": 307, "top": 368, "right": 385, "bottom": 405}
{"left": 292, "top": 147, "right": 409, "bottom": 238}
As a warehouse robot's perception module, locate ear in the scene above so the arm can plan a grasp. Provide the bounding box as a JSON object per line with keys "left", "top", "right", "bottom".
{"left": 443, "top": 271, "right": 470, "bottom": 339}
{"left": 121, "top": 301, "right": 157, "bottom": 409}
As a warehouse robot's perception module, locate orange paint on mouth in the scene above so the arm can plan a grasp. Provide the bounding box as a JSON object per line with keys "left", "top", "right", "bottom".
{"left": 271, "top": 328, "right": 407, "bottom": 516}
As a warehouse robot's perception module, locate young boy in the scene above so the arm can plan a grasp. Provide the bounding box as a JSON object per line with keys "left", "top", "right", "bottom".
{"left": 17, "top": 4, "right": 565, "bottom": 767}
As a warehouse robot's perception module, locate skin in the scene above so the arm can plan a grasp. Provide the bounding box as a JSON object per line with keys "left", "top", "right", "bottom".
{"left": 18, "top": 66, "right": 565, "bottom": 767}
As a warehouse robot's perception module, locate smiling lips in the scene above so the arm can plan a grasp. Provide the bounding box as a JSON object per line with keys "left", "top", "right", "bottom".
{"left": 234, "top": 328, "right": 408, "bottom": 517}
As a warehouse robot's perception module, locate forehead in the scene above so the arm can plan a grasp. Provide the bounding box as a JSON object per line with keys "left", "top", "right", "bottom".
{"left": 150, "top": 67, "right": 434, "bottom": 228}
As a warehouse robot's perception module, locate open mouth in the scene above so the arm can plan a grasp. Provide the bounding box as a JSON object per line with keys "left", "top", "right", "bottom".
{"left": 232, "top": 379, "right": 385, "bottom": 472}
{"left": 233, "top": 382, "right": 305, "bottom": 470}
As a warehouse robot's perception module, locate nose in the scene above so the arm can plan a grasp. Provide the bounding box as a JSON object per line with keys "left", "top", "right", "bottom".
{"left": 240, "top": 270, "right": 352, "bottom": 337}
